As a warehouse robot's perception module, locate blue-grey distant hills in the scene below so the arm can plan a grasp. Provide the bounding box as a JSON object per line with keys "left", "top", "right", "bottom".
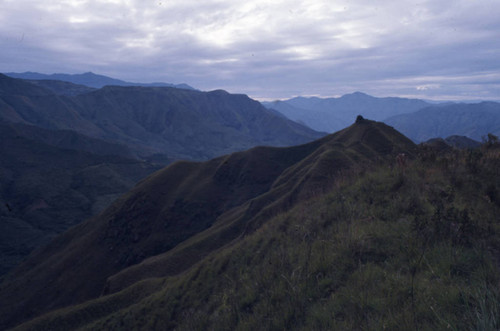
{"left": 384, "top": 102, "right": 500, "bottom": 142}
{"left": 262, "top": 92, "right": 430, "bottom": 133}
{"left": 4, "top": 71, "right": 196, "bottom": 90}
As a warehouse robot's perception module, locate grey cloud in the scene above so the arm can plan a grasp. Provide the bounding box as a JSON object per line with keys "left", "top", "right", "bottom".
{"left": 1, "top": 0, "right": 499, "bottom": 101}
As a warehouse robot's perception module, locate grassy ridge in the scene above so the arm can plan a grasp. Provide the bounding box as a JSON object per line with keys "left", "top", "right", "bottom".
{"left": 0, "top": 119, "right": 415, "bottom": 330}
{"left": 17, "top": 142, "right": 500, "bottom": 330}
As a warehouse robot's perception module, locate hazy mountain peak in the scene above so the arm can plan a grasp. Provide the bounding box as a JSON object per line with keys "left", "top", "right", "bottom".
{"left": 342, "top": 91, "right": 371, "bottom": 98}
{"left": 208, "top": 89, "right": 230, "bottom": 95}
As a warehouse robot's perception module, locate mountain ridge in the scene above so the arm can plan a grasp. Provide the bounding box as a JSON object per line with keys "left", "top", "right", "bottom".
{"left": 384, "top": 101, "right": 500, "bottom": 142}
{"left": 3, "top": 120, "right": 499, "bottom": 330}
{"left": 262, "top": 92, "right": 430, "bottom": 132}
{"left": 3, "top": 71, "right": 196, "bottom": 90}
{"left": 0, "top": 119, "right": 417, "bottom": 329}
{"left": 0, "top": 74, "right": 323, "bottom": 160}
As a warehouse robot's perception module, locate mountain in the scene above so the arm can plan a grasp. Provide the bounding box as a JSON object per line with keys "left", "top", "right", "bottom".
{"left": 384, "top": 102, "right": 500, "bottom": 142}
{"left": 423, "top": 135, "right": 482, "bottom": 151}
{"left": 0, "top": 118, "right": 418, "bottom": 329}
{"left": 262, "top": 92, "right": 430, "bottom": 132}
{"left": 2, "top": 120, "right": 499, "bottom": 330}
{"left": 0, "top": 74, "right": 324, "bottom": 160}
{"left": 0, "top": 73, "right": 322, "bottom": 276}
{"left": 0, "top": 74, "right": 103, "bottom": 134}
{"left": 4, "top": 71, "right": 196, "bottom": 90}
{"left": 444, "top": 135, "right": 482, "bottom": 148}
{"left": 0, "top": 122, "right": 164, "bottom": 276}
{"left": 72, "top": 87, "right": 325, "bottom": 159}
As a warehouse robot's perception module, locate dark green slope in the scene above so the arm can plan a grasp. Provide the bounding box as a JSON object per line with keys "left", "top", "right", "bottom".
{"left": 0, "top": 119, "right": 416, "bottom": 329}
{"left": 0, "top": 122, "right": 163, "bottom": 276}
{"left": 103, "top": 117, "right": 417, "bottom": 294}
{"left": 11, "top": 127, "right": 500, "bottom": 330}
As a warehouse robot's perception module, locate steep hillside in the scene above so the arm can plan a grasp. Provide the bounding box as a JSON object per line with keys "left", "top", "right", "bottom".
{"left": 0, "top": 74, "right": 323, "bottom": 160}
{"left": 0, "top": 118, "right": 416, "bottom": 329}
{"left": 0, "top": 123, "right": 163, "bottom": 275}
{"left": 0, "top": 74, "right": 103, "bottom": 135}
{"left": 73, "top": 87, "right": 325, "bottom": 159}
{"left": 384, "top": 102, "right": 500, "bottom": 142}
{"left": 263, "top": 92, "right": 429, "bottom": 132}
{"left": 6, "top": 124, "right": 500, "bottom": 331}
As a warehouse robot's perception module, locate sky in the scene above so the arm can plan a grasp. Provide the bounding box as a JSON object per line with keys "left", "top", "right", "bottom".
{"left": 1, "top": 0, "right": 500, "bottom": 101}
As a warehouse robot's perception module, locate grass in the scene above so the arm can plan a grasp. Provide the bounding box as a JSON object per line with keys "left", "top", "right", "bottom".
{"left": 14, "top": 142, "right": 500, "bottom": 331}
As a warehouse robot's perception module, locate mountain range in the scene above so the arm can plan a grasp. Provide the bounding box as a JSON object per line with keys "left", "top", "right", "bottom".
{"left": 384, "top": 102, "right": 500, "bottom": 142}
{"left": 4, "top": 71, "right": 196, "bottom": 90}
{"left": 0, "top": 74, "right": 323, "bottom": 160}
{"left": 0, "top": 73, "right": 323, "bottom": 276}
{"left": 1, "top": 117, "right": 499, "bottom": 330}
{"left": 262, "top": 92, "right": 430, "bottom": 133}
{"left": 264, "top": 93, "right": 500, "bottom": 142}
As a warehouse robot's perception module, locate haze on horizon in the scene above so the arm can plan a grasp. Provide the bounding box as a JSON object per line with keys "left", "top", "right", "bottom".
{"left": 1, "top": 0, "right": 499, "bottom": 101}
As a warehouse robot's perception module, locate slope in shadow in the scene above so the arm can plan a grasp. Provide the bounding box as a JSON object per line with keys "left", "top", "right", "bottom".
{"left": 0, "top": 118, "right": 416, "bottom": 329}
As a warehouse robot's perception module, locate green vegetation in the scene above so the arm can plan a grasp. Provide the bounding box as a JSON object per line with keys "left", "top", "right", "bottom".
{"left": 17, "top": 141, "right": 500, "bottom": 330}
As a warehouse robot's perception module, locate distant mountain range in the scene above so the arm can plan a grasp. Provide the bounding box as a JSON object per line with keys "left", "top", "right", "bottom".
{"left": 384, "top": 102, "right": 500, "bottom": 142}
{"left": 0, "top": 74, "right": 323, "bottom": 160}
{"left": 4, "top": 71, "right": 196, "bottom": 90}
{"left": 262, "top": 92, "right": 430, "bottom": 133}
{"left": 263, "top": 92, "right": 500, "bottom": 142}
{"left": 8, "top": 73, "right": 497, "bottom": 144}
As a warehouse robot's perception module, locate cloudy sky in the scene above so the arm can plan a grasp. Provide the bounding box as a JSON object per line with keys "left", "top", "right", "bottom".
{"left": 1, "top": 0, "right": 499, "bottom": 100}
